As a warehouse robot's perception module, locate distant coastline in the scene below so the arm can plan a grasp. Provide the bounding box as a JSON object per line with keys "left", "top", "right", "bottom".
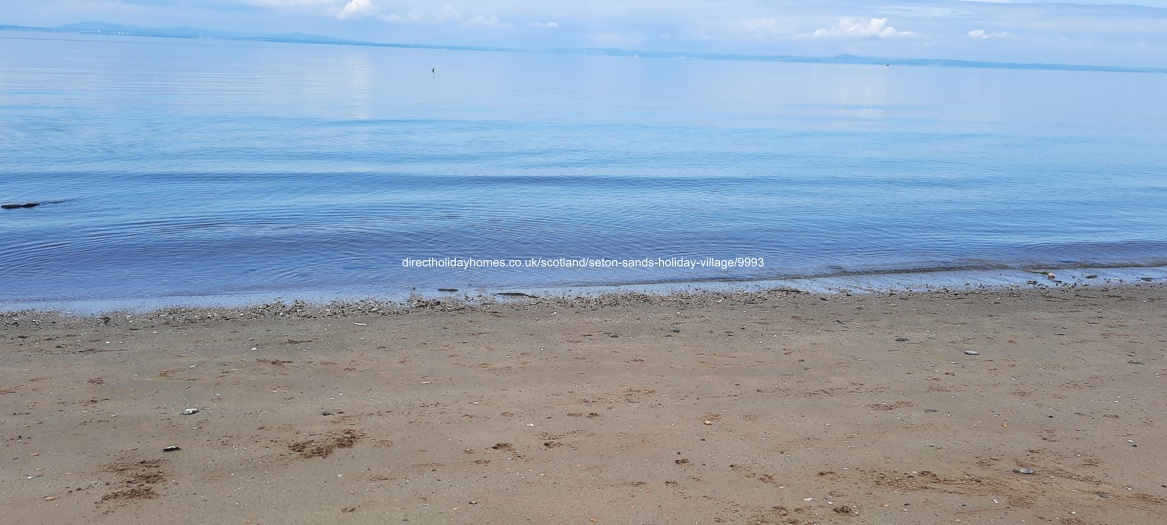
{"left": 3, "top": 21, "right": 1165, "bottom": 75}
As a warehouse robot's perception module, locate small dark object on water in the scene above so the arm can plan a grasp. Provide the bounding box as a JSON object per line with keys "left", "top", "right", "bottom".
{"left": 1086, "top": 274, "right": 1098, "bottom": 279}
{"left": 1141, "top": 277, "right": 1154, "bottom": 282}
{"left": 2, "top": 202, "right": 40, "bottom": 209}
{"left": 162, "top": 446, "right": 181, "bottom": 452}
{"left": 437, "top": 288, "right": 458, "bottom": 292}
{"left": 1013, "top": 468, "right": 1036, "bottom": 475}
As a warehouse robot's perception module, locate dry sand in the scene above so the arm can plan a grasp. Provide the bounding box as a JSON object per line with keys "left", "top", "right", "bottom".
{"left": 2, "top": 284, "right": 1166, "bottom": 524}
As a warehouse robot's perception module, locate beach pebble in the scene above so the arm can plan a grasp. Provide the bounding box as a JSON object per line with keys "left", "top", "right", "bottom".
{"left": 163, "top": 446, "right": 181, "bottom": 452}
{"left": 182, "top": 408, "right": 199, "bottom": 415}
{"left": 964, "top": 350, "right": 979, "bottom": 356}
{"left": 704, "top": 420, "right": 713, "bottom": 425}
{"left": 1012, "top": 468, "right": 1036, "bottom": 475}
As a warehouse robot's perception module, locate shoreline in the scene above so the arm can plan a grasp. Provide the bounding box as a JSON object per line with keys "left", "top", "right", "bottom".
{"left": 4, "top": 263, "right": 1166, "bottom": 317}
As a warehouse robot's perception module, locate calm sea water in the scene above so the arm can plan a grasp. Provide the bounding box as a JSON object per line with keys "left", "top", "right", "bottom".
{"left": 2, "top": 34, "right": 1166, "bottom": 310}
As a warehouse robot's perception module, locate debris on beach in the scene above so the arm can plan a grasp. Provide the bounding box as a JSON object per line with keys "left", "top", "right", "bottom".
{"left": 964, "top": 350, "right": 979, "bottom": 355}
{"left": 182, "top": 408, "right": 199, "bottom": 415}
{"left": 162, "top": 446, "right": 181, "bottom": 452}
{"left": 1012, "top": 468, "right": 1036, "bottom": 475}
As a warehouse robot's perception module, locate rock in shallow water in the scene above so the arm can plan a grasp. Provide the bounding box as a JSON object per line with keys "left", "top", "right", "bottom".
{"left": 2, "top": 202, "right": 40, "bottom": 209}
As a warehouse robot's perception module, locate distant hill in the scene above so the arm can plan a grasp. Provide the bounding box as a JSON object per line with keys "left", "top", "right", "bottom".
{"left": 2, "top": 22, "right": 356, "bottom": 44}
{"left": 2, "top": 22, "right": 1164, "bottom": 75}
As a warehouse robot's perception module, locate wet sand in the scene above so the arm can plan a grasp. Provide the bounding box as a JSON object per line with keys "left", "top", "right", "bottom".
{"left": 2, "top": 284, "right": 1166, "bottom": 524}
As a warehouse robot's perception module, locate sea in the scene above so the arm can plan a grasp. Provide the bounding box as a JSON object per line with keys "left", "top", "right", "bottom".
{"left": 2, "top": 33, "right": 1166, "bottom": 313}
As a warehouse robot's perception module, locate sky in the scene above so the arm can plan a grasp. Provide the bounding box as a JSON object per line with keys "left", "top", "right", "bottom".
{"left": 5, "top": 1, "right": 1167, "bottom": 67}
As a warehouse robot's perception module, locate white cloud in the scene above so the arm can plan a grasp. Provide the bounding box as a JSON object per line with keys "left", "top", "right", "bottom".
{"left": 337, "top": 0, "right": 375, "bottom": 20}
{"left": 381, "top": 9, "right": 423, "bottom": 23}
{"left": 812, "top": 17, "right": 918, "bottom": 39}
{"left": 466, "top": 14, "right": 510, "bottom": 28}
{"left": 528, "top": 21, "right": 559, "bottom": 28}
{"left": 374, "top": 4, "right": 509, "bottom": 28}
{"left": 739, "top": 17, "right": 791, "bottom": 39}
{"left": 437, "top": 5, "right": 461, "bottom": 23}
{"left": 968, "top": 28, "right": 1011, "bottom": 39}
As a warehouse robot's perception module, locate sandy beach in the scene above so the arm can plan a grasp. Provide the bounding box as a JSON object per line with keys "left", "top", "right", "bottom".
{"left": 2, "top": 284, "right": 1165, "bottom": 524}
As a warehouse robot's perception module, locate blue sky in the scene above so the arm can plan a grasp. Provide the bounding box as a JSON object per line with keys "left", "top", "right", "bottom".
{"left": 6, "top": 1, "right": 1167, "bottom": 66}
